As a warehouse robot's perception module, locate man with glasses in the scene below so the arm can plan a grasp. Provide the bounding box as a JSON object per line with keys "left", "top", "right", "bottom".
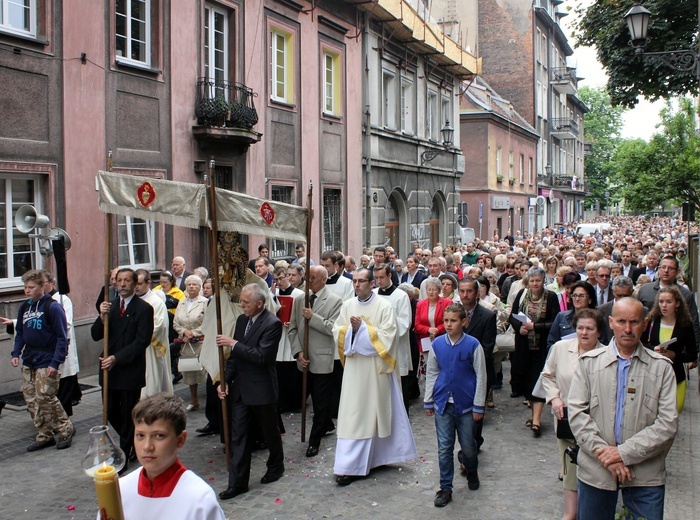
{"left": 594, "top": 265, "right": 613, "bottom": 305}
{"left": 332, "top": 268, "right": 417, "bottom": 486}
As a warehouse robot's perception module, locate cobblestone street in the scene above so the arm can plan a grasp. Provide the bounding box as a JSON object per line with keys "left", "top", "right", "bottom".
{"left": 0, "top": 362, "right": 697, "bottom": 519}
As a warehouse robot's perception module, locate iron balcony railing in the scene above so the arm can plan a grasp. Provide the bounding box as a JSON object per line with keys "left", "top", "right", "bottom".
{"left": 195, "top": 78, "right": 259, "bottom": 130}
{"left": 551, "top": 117, "right": 579, "bottom": 135}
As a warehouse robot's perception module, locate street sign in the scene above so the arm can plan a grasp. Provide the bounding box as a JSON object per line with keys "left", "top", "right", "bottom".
{"left": 479, "top": 201, "right": 483, "bottom": 222}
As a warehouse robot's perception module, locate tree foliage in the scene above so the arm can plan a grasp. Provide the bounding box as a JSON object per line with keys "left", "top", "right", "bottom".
{"left": 611, "top": 98, "right": 700, "bottom": 212}
{"left": 572, "top": 0, "right": 698, "bottom": 107}
{"left": 579, "top": 86, "right": 624, "bottom": 209}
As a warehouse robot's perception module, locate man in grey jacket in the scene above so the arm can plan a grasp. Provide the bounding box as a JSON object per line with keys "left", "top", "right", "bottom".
{"left": 569, "top": 298, "right": 677, "bottom": 520}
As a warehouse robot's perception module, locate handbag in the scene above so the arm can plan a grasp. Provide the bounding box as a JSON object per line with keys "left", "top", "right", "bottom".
{"left": 178, "top": 343, "right": 203, "bottom": 372}
{"left": 494, "top": 324, "right": 515, "bottom": 353}
{"left": 556, "top": 407, "right": 575, "bottom": 440}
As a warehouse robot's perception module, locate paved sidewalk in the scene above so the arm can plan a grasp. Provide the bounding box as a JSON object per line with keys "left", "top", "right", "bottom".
{"left": 0, "top": 362, "right": 697, "bottom": 519}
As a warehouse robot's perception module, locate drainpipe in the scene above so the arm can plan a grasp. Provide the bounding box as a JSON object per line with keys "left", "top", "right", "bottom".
{"left": 362, "top": 13, "right": 372, "bottom": 249}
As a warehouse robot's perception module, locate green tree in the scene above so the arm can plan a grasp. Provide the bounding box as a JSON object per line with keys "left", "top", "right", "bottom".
{"left": 573, "top": 0, "right": 698, "bottom": 107}
{"left": 579, "top": 86, "right": 625, "bottom": 209}
{"left": 611, "top": 98, "right": 700, "bottom": 212}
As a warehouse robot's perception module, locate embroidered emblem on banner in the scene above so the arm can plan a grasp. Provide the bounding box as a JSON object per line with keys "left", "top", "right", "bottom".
{"left": 137, "top": 181, "right": 156, "bottom": 208}
{"left": 260, "top": 202, "right": 275, "bottom": 225}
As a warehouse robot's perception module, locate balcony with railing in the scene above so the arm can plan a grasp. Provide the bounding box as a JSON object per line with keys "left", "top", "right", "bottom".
{"left": 551, "top": 174, "right": 584, "bottom": 191}
{"left": 550, "top": 66, "right": 577, "bottom": 95}
{"left": 192, "top": 78, "right": 262, "bottom": 145}
{"left": 550, "top": 117, "right": 579, "bottom": 140}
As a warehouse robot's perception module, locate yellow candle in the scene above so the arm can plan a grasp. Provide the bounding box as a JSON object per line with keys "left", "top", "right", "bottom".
{"left": 94, "top": 464, "right": 125, "bottom": 520}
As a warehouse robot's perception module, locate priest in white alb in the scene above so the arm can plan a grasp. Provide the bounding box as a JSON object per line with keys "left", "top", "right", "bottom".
{"left": 135, "top": 269, "right": 173, "bottom": 397}
{"left": 332, "top": 268, "right": 418, "bottom": 486}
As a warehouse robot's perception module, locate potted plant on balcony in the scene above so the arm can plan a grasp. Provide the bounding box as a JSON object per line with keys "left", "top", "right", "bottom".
{"left": 497, "top": 174, "right": 504, "bottom": 183}
{"left": 197, "top": 95, "right": 231, "bottom": 127}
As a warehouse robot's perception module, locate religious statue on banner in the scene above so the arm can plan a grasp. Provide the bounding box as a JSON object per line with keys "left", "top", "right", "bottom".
{"left": 217, "top": 231, "right": 248, "bottom": 302}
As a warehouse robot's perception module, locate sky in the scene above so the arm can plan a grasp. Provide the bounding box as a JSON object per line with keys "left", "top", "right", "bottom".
{"left": 562, "top": 4, "right": 664, "bottom": 141}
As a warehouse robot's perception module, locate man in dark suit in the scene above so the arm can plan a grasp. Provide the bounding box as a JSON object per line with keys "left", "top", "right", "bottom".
{"left": 288, "top": 266, "right": 343, "bottom": 458}
{"left": 630, "top": 250, "right": 659, "bottom": 284}
{"left": 171, "top": 256, "right": 192, "bottom": 292}
{"left": 216, "top": 283, "right": 285, "bottom": 500}
{"left": 593, "top": 264, "right": 613, "bottom": 305}
{"left": 91, "top": 268, "right": 154, "bottom": 467}
{"left": 458, "top": 277, "right": 497, "bottom": 448}
{"left": 400, "top": 255, "right": 427, "bottom": 289}
{"left": 596, "top": 275, "right": 634, "bottom": 344}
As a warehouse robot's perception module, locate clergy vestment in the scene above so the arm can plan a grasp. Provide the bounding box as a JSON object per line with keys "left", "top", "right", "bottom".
{"left": 141, "top": 290, "right": 173, "bottom": 397}
{"left": 332, "top": 293, "right": 418, "bottom": 476}
{"left": 115, "top": 460, "right": 224, "bottom": 520}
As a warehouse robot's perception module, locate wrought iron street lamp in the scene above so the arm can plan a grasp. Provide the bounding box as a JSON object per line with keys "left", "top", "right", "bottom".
{"left": 421, "top": 121, "right": 455, "bottom": 165}
{"left": 624, "top": 3, "right": 700, "bottom": 78}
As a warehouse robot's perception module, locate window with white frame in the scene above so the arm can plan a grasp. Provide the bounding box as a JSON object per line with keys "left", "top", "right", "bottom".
{"left": 528, "top": 157, "right": 534, "bottom": 185}
{"left": 496, "top": 147, "right": 502, "bottom": 177}
{"left": 270, "top": 185, "right": 294, "bottom": 256}
{"left": 382, "top": 70, "right": 396, "bottom": 129}
{"left": 271, "top": 27, "right": 294, "bottom": 104}
{"left": 519, "top": 154, "right": 525, "bottom": 184}
{"left": 0, "top": 175, "right": 41, "bottom": 286}
{"left": 204, "top": 4, "right": 228, "bottom": 97}
{"left": 0, "top": 0, "right": 36, "bottom": 37}
{"left": 400, "top": 78, "right": 414, "bottom": 134}
{"left": 441, "top": 95, "right": 451, "bottom": 129}
{"left": 323, "top": 49, "right": 341, "bottom": 116}
{"left": 509, "top": 151, "right": 514, "bottom": 180}
{"left": 116, "top": 0, "right": 150, "bottom": 66}
{"left": 323, "top": 188, "right": 342, "bottom": 252}
{"left": 426, "top": 90, "right": 438, "bottom": 140}
{"left": 117, "top": 215, "right": 156, "bottom": 269}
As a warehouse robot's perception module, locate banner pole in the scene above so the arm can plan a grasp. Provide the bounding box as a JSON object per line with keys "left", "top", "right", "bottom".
{"left": 206, "top": 158, "right": 230, "bottom": 470}
{"left": 301, "top": 182, "right": 313, "bottom": 443}
{"left": 101, "top": 151, "right": 113, "bottom": 426}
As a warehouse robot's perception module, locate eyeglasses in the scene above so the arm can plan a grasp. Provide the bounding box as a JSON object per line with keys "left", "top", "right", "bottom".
{"left": 597, "top": 274, "right": 611, "bottom": 278}
{"left": 352, "top": 279, "right": 371, "bottom": 285}
{"left": 571, "top": 294, "right": 588, "bottom": 299}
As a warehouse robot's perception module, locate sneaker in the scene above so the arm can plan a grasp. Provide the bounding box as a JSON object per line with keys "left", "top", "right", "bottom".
{"left": 57, "top": 427, "right": 76, "bottom": 450}
{"left": 434, "top": 489, "right": 452, "bottom": 507}
{"left": 467, "top": 471, "right": 480, "bottom": 490}
{"left": 27, "top": 438, "right": 56, "bottom": 452}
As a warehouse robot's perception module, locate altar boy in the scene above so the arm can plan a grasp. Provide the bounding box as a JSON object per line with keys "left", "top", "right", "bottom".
{"left": 115, "top": 393, "right": 224, "bottom": 519}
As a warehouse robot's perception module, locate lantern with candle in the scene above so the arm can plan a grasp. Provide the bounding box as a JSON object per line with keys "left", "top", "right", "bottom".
{"left": 82, "top": 425, "right": 126, "bottom": 520}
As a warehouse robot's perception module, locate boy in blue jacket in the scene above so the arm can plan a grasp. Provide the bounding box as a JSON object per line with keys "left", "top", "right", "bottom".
{"left": 11, "top": 269, "right": 74, "bottom": 452}
{"left": 424, "top": 303, "right": 486, "bottom": 507}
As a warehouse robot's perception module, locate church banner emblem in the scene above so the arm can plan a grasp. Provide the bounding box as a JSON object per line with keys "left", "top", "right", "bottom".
{"left": 137, "top": 181, "right": 156, "bottom": 208}
{"left": 260, "top": 202, "right": 275, "bottom": 225}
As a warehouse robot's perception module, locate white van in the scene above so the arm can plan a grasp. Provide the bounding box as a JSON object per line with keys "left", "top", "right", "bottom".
{"left": 576, "top": 222, "right": 611, "bottom": 236}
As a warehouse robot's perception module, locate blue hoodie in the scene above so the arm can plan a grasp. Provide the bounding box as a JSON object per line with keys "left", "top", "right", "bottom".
{"left": 12, "top": 294, "right": 68, "bottom": 370}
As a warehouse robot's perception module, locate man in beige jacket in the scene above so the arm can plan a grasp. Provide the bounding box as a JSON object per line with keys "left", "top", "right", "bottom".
{"left": 569, "top": 298, "right": 677, "bottom": 520}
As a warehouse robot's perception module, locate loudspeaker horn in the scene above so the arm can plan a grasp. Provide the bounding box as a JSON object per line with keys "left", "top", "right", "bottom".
{"left": 15, "top": 205, "right": 50, "bottom": 234}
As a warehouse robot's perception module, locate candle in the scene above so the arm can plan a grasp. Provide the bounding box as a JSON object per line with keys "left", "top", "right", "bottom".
{"left": 94, "top": 464, "right": 125, "bottom": 520}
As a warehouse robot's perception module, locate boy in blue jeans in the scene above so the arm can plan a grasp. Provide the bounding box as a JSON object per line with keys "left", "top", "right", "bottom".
{"left": 424, "top": 303, "right": 486, "bottom": 507}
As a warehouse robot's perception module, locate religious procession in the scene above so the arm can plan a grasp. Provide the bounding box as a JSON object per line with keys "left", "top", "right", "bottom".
{"left": 3, "top": 206, "right": 699, "bottom": 519}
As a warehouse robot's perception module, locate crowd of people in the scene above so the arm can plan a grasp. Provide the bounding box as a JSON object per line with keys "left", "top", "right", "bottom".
{"left": 4, "top": 215, "right": 698, "bottom": 519}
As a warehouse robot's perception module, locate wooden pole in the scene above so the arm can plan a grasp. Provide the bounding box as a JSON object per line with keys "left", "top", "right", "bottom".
{"left": 301, "top": 182, "right": 313, "bottom": 443}
{"left": 206, "top": 158, "right": 231, "bottom": 470}
{"left": 102, "top": 151, "right": 113, "bottom": 426}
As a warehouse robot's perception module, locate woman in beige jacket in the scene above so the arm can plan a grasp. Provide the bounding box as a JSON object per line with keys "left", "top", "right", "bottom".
{"left": 541, "top": 308, "right": 605, "bottom": 520}
{"left": 174, "top": 275, "right": 209, "bottom": 411}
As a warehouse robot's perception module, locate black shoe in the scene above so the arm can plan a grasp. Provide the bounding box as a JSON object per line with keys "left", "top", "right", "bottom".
{"left": 252, "top": 439, "right": 267, "bottom": 451}
{"left": 0, "top": 400, "right": 5, "bottom": 415}
{"left": 219, "top": 486, "right": 248, "bottom": 500}
{"left": 323, "top": 425, "right": 336, "bottom": 436}
{"left": 27, "top": 438, "right": 56, "bottom": 452}
{"left": 434, "top": 489, "right": 452, "bottom": 507}
{"left": 336, "top": 475, "right": 361, "bottom": 486}
{"left": 260, "top": 471, "right": 284, "bottom": 484}
{"left": 510, "top": 391, "right": 523, "bottom": 398}
{"left": 196, "top": 424, "right": 219, "bottom": 436}
{"left": 56, "top": 427, "right": 76, "bottom": 450}
{"left": 173, "top": 372, "right": 183, "bottom": 385}
{"left": 467, "top": 471, "right": 480, "bottom": 490}
{"left": 305, "top": 445, "right": 319, "bottom": 458}
{"left": 71, "top": 399, "right": 81, "bottom": 407}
